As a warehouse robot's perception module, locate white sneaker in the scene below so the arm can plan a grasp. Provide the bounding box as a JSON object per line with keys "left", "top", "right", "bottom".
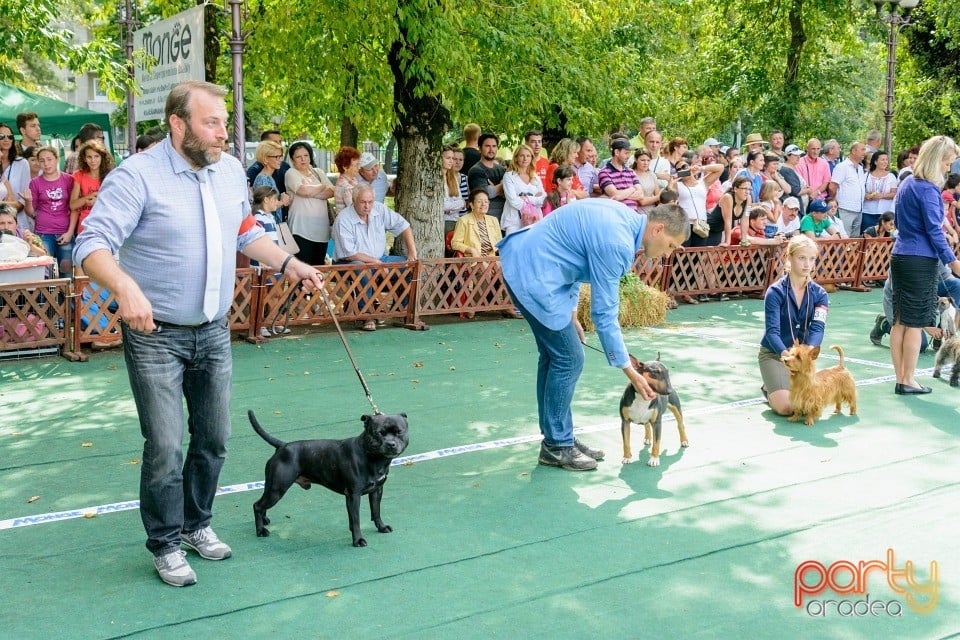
{"left": 181, "top": 526, "right": 233, "bottom": 560}
{"left": 260, "top": 327, "right": 272, "bottom": 338}
{"left": 154, "top": 549, "right": 197, "bottom": 587}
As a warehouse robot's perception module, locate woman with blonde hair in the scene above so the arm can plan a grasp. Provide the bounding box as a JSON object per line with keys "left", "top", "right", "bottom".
{"left": 253, "top": 140, "right": 291, "bottom": 208}
{"left": 501, "top": 144, "right": 546, "bottom": 234}
{"left": 889, "top": 135, "right": 960, "bottom": 395}
{"left": 757, "top": 179, "right": 783, "bottom": 224}
{"left": 544, "top": 138, "right": 587, "bottom": 200}
{"left": 443, "top": 145, "right": 467, "bottom": 232}
{"left": 759, "top": 234, "right": 829, "bottom": 415}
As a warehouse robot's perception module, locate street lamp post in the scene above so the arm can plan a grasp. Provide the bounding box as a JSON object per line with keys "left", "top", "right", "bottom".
{"left": 874, "top": 0, "right": 919, "bottom": 155}
{"left": 226, "top": 0, "right": 249, "bottom": 165}
{"left": 117, "top": 0, "right": 140, "bottom": 155}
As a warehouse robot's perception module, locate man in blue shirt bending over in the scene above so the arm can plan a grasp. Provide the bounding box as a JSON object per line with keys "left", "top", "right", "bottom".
{"left": 498, "top": 200, "right": 689, "bottom": 471}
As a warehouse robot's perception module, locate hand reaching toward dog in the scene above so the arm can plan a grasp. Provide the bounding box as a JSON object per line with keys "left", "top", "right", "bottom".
{"left": 625, "top": 366, "right": 657, "bottom": 400}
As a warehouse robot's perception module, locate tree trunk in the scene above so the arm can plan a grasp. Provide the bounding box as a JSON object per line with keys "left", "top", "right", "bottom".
{"left": 542, "top": 106, "right": 570, "bottom": 153}
{"left": 340, "top": 69, "right": 360, "bottom": 149}
{"left": 202, "top": 4, "right": 221, "bottom": 83}
{"left": 340, "top": 115, "right": 359, "bottom": 150}
{"left": 387, "top": 3, "right": 451, "bottom": 259}
{"left": 782, "top": 0, "right": 806, "bottom": 139}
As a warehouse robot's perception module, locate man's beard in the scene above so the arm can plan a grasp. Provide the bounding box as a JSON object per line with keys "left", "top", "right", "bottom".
{"left": 181, "top": 122, "right": 221, "bottom": 168}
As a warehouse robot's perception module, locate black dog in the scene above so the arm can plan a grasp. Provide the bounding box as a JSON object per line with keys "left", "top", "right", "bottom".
{"left": 619, "top": 354, "right": 688, "bottom": 466}
{"left": 249, "top": 410, "right": 409, "bottom": 547}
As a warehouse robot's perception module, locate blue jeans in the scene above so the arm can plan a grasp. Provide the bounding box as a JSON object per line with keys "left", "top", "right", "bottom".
{"left": 38, "top": 233, "right": 73, "bottom": 268}
{"left": 505, "top": 282, "right": 583, "bottom": 447}
{"left": 121, "top": 317, "right": 233, "bottom": 555}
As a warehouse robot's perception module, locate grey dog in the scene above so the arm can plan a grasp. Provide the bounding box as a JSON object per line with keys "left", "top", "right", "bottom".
{"left": 933, "top": 334, "right": 960, "bottom": 387}
{"left": 249, "top": 410, "right": 409, "bottom": 546}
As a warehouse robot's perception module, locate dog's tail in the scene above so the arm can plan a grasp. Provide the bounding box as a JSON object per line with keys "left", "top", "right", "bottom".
{"left": 830, "top": 345, "right": 845, "bottom": 368}
{"left": 248, "top": 410, "right": 286, "bottom": 449}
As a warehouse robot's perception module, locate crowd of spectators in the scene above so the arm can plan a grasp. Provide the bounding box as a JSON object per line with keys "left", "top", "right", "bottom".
{"left": 4, "top": 108, "right": 959, "bottom": 318}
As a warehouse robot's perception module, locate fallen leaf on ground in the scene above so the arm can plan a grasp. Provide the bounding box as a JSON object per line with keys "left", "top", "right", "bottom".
{"left": 81, "top": 442, "right": 93, "bottom": 448}
{"left": 84, "top": 513, "right": 96, "bottom": 519}
{"left": 326, "top": 591, "right": 341, "bottom": 598}
{"left": 413, "top": 362, "right": 424, "bottom": 367}
{"left": 27, "top": 496, "right": 40, "bottom": 503}
{"left": 449, "top": 366, "right": 456, "bottom": 371}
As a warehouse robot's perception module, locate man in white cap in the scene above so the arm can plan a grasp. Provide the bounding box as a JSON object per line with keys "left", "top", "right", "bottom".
{"left": 779, "top": 144, "right": 813, "bottom": 211}
{"left": 776, "top": 197, "right": 802, "bottom": 236}
{"left": 703, "top": 138, "right": 721, "bottom": 155}
{"left": 357, "top": 151, "right": 394, "bottom": 203}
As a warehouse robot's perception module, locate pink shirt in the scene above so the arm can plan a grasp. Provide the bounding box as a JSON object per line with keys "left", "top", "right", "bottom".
{"left": 796, "top": 156, "right": 831, "bottom": 200}
{"left": 29, "top": 172, "right": 75, "bottom": 235}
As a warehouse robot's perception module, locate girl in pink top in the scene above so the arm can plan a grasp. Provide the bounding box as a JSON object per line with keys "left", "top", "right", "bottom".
{"left": 542, "top": 165, "right": 577, "bottom": 216}
{"left": 23, "top": 146, "right": 75, "bottom": 273}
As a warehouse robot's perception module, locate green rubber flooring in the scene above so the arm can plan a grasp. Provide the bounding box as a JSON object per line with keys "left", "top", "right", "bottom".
{"left": 1, "top": 289, "right": 958, "bottom": 639}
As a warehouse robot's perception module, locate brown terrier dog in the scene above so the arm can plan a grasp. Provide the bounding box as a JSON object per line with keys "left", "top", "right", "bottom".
{"left": 781, "top": 343, "right": 857, "bottom": 426}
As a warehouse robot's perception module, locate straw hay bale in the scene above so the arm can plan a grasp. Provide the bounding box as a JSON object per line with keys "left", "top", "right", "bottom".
{"left": 577, "top": 273, "right": 669, "bottom": 332}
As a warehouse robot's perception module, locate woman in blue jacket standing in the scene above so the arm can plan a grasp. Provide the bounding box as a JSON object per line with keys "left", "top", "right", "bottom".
{"left": 890, "top": 136, "right": 960, "bottom": 395}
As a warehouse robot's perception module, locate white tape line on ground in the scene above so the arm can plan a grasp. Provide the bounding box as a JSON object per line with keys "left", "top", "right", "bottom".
{"left": 0, "top": 368, "right": 930, "bottom": 532}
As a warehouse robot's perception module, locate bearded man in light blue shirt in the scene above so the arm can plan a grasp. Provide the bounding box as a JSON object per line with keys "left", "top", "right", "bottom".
{"left": 498, "top": 200, "right": 689, "bottom": 471}
{"left": 74, "top": 81, "right": 323, "bottom": 587}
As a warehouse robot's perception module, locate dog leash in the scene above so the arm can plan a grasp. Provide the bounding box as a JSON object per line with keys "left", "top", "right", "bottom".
{"left": 270, "top": 282, "right": 382, "bottom": 415}
{"left": 582, "top": 341, "right": 605, "bottom": 355}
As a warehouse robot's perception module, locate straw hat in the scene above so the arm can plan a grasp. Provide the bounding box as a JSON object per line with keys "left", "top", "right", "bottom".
{"left": 743, "top": 133, "right": 767, "bottom": 147}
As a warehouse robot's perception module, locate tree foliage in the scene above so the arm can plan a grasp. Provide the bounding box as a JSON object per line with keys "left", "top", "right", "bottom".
{"left": 0, "top": 0, "right": 133, "bottom": 98}
{"left": 896, "top": 0, "right": 960, "bottom": 145}
{"left": 5, "top": 0, "right": 957, "bottom": 251}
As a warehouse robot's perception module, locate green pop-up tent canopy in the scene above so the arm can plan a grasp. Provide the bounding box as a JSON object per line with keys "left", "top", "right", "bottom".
{"left": 0, "top": 81, "right": 112, "bottom": 149}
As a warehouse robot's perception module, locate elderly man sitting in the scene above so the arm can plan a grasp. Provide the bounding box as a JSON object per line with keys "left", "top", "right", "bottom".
{"left": 332, "top": 184, "right": 417, "bottom": 330}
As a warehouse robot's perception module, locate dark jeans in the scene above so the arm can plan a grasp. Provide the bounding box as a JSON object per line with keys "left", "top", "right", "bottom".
{"left": 121, "top": 317, "right": 232, "bottom": 555}
{"left": 505, "top": 282, "right": 583, "bottom": 447}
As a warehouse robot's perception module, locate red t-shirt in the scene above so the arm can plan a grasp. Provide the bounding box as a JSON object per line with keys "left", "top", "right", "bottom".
{"left": 73, "top": 170, "right": 102, "bottom": 234}
{"left": 544, "top": 162, "right": 585, "bottom": 192}
{"left": 535, "top": 157, "right": 550, "bottom": 187}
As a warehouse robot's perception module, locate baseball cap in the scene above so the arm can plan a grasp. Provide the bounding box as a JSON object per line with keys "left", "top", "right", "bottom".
{"left": 782, "top": 196, "right": 800, "bottom": 210}
{"left": 611, "top": 139, "right": 633, "bottom": 152}
{"left": 359, "top": 152, "right": 379, "bottom": 170}
{"left": 784, "top": 144, "right": 803, "bottom": 156}
{"left": 808, "top": 199, "right": 830, "bottom": 213}
{"left": 703, "top": 137, "right": 721, "bottom": 147}
{"left": 719, "top": 145, "right": 730, "bottom": 154}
